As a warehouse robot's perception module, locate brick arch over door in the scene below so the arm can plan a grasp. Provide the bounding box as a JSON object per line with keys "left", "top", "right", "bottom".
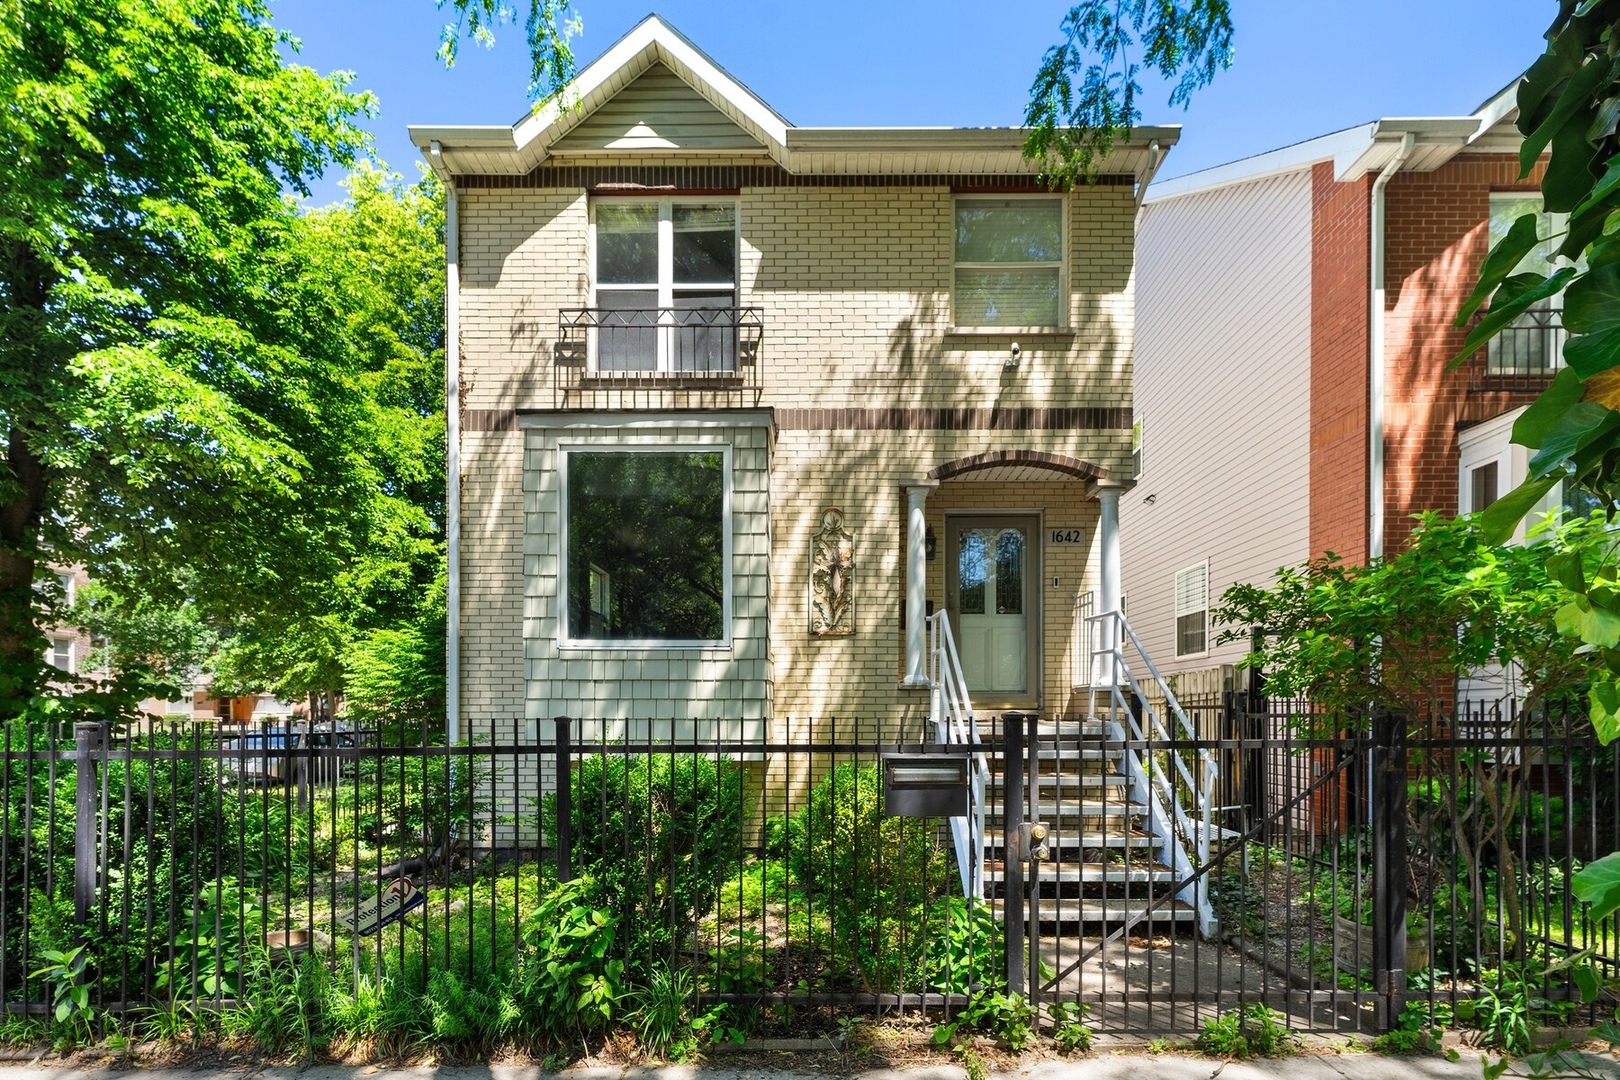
{"left": 926, "top": 450, "right": 1109, "bottom": 483}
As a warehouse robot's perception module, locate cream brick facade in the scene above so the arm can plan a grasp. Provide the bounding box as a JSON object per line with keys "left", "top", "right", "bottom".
{"left": 424, "top": 21, "right": 1160, "bottom": 750}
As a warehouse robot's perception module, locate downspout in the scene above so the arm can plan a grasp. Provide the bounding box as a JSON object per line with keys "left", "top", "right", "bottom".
{"left": 1135, "top": 139, "right": 1165, "bottom": 212}
{"left": 434, "top": 140, "right": 462, "bottom": 746}
{"left": 1368, "top": 131, "right": 1415, "bottom": 561}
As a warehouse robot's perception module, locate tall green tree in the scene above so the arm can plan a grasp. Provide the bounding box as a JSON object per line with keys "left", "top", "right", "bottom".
{"left": 0, "top": 0, "right": 375, "bottom": 715}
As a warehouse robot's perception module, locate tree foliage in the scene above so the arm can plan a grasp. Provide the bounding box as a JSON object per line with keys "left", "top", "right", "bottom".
{"left": 1214, "top": 513, "right": 1597, "bottom": 722}
{"left": 436, "top": 0, "right": 580, "bottom": 102}
{"left": 0, "top": 0, "right": 376, "bottom": 715}
{"left": 1024, "top": 1, "right": 1233, "bottom": 184}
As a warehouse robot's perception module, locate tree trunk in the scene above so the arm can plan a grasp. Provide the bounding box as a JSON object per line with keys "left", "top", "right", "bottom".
{"left": 0, "top": 427, "right": 48, "bottom": 717}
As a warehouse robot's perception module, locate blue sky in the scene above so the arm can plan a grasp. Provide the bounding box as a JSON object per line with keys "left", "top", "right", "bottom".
{"left": 273, "top": 1, "right": 1552, "bottom": 205}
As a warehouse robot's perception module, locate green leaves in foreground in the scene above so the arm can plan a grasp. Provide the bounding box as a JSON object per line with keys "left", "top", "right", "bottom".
{"left": 1573, "top": 852, "right": 1620, "bottom": 923}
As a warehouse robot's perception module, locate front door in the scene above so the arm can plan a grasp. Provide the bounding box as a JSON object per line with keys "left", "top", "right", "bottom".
{"left": 947, "top": 516, "right": 1040, "bottom": 704}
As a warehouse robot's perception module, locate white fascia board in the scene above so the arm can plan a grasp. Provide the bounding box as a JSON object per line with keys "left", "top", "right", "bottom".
{"left": 1471, "top": 82, "right": 1520, "bottom": 142}
{"left": 1146, "top": 125, "right": 1372, "bottom": 204}
{"left": 407, "top": 126, "right": 517, "bottom": 150}
{"left": 786, "top": 125, "right": 1179, "bottom": 181}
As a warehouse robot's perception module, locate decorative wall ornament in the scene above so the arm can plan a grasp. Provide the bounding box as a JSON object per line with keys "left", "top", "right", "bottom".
{"left": 810, "top": 508, "right": 856, "bottom": 636}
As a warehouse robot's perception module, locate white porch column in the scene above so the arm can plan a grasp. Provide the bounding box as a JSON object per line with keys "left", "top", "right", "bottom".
{"left": 1095, "top": 483, "right": 1124, "bottom": 687}
{"left": 1097, "top": 485, "right": 1121, "bottom": 616}
{"left": 902, "top": 481, "right": 938, "bottom": 687}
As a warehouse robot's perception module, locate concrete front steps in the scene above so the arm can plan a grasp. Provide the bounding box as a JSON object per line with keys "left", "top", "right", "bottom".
{"left": 979, "top": 715, "right": 1196, "bottom": 928}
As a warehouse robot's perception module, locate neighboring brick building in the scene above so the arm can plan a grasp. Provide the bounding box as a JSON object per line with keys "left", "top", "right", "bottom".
{"left": 1119, "top": 85, "right": 1559, "bottom": 698}
{"left": 411, "top": 16, "right": 1172, "bottom": 740}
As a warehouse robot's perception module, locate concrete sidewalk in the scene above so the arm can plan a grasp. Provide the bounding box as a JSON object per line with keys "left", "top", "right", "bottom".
{"left": 0, "top": 1052, "right": 1601, "bottom": 1080}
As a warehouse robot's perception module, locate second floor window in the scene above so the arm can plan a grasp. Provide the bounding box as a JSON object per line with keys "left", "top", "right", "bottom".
{"left": 1486, "top": 193, "right": 1567, "bottom": 379}
{"left": 592, "top": 200, "right": 738, "bottom": 372}
{"left": 954, "top": 196, "right": 1065, "bottom": 327}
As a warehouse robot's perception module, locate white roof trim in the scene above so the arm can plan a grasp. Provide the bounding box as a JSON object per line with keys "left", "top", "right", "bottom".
{"left": 410, "top": 15, "right": 791, "bottom": 171}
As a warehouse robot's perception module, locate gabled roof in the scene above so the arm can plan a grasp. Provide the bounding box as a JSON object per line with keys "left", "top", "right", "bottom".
{"left": 1146, "top": 80, "right": 1526, "bottom": 204}
{"left": 408, "top": 14, "right": 1178, "bottom": 182}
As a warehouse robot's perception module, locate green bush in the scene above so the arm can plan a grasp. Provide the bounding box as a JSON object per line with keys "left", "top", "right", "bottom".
{"left": 1197, "top": 1004, "right": 1297, "bottom": 1058}
{"left": 924, "top": 896, "right": 1003, "bottom": 993}
{"left": 548, "top": 754, "right": 744, "bottom": 964}
{"left": 789, "top": 762, "right": 949, "bottom": 992}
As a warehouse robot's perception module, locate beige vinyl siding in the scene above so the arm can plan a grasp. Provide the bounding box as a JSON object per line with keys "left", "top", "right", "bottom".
{"left": 552, "top": 64, "right": 762, "bottom": 151}
{"left": 1119, "top": 170, "right": 1313, "bottom": 677}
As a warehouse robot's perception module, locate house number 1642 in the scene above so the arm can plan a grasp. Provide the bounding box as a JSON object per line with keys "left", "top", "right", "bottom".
{"left": 1049, "top": 528, "right": 1085, "bottom": 545}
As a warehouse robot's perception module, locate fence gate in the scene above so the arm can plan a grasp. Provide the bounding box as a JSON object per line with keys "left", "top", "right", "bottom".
{"left": 994, "top": 708, "right": 1405, "bottom": 1036}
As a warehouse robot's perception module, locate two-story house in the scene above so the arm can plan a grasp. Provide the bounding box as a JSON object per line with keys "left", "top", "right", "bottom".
{"left": 1118, "top": 84, "right": 1558, "bottom": 701}
{"left": 411, "top": 16, "right": 1173, "bottom": 744}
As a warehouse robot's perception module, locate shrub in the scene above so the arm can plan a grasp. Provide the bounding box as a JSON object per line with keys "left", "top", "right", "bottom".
{"left": 789, "top": 762, "right": 949, "bottom": 992}
{"left": 548, "top": 754, "right": 744, "bottom": 964}
{"left": 924, "top": 896, "right": 1003, "bottom": 993}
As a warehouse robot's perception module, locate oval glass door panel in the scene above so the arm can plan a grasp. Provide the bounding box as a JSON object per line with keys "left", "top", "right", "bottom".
{"left": 956, "top": 525, "right": 1028, "bottom": 693}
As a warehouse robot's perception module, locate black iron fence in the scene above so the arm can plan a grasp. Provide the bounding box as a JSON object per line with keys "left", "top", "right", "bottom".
{"left": 554, "top": 307, "right": 764, "bottom": 406}
{"left": 1472, "top": 305, "right": 1566, "bottom": 393}
{"left": 1, "top": 700, "right": 1615, "bottom": 1043}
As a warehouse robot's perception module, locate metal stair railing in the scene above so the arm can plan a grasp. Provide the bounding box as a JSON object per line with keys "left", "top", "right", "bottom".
{"left": 1085, "top": 608, "right": 1220, "bottom": 936}
{"left": 927, "top": 610, "right": 988, "bottom": 900}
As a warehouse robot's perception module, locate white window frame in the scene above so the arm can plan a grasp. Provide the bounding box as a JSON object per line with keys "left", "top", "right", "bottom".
{"left": 1173, "top": 561, "right": 1209, "bottom": 660}
{"left": 587, "top": 197, "right": 741, "bottom": 373}
{"left": 951, "top": 193, "right": 1069, "bottom": 331}
{"left": 557, "top": 441, "right": 734, "bottom": 650}
{"left": 46, "top": 637, "right": 74, "bottom": 674}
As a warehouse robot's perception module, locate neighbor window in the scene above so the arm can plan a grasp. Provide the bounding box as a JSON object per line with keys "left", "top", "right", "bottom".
{"left": 563, "top": 449, "right": 729, "bottom": 644}
{"left": 1486, "top": 193, "right": 1567, "bottom": 377}
{"left": 46, "top": 637, "right": 74, "bottom": 673}
{"left": 1470, "top": 461, "right": 1500, "bottom": 513}
{"left": 954, "top": 197, "right": 1064, "bottom": 327}
{"left": 1174, "top": 563, "right": 1208, "bottom": 658}
{"left": 592, "top": 200, "right": 738, "bottom": 372}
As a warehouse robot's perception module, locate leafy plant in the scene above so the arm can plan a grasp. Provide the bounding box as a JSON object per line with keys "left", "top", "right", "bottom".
{"left": 31, "top": 945, "right": 93, "bottom": 1042}
{"left": 959, "top": 989, "right": 1037, "bottom": 1051}
{"left": 924, "top": 896, "right": 1004, "bottom": 993}
{"left": 1049, "top": 1000, "right": 1093, "bottom": 1054}
{"left": 1196, "top": 1004, "right": 1297, "bottom": 1058}
{"left": 512, "top": 876, "right": 624, "bottom": 1039}
{"left": 1372, "top": 1001, "right": 1449, "bottom": 1056}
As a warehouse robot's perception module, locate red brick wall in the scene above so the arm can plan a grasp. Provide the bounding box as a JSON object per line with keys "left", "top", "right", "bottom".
{"left": 1309, "top": 163, "right": 1371, "bottom": 562}
{"left": 1381, "top": 154, "right": 1545, "bottom": 554}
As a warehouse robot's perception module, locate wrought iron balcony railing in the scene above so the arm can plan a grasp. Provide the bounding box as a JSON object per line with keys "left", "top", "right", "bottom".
{"left": 555, "top": 307, "right": 763, "bottom": 395}
{"left": 1472, "top": 306, "right": 1565, "bottom": 393}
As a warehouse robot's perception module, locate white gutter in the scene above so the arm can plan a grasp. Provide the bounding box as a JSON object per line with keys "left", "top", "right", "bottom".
{"left": 1368, "top": 130, "right": 1415, "bottom": 562}
{"left": 433, "top": 140, "right": 462, "bottom": 746}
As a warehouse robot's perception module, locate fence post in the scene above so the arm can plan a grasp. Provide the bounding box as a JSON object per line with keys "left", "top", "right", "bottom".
{"left": 1002, "top": 712, "right": 1026, "bottom": 996}
{"left": 1371, "top": 708, "right": 1408, "bottom": 1032}
{"left": 554, "top": 716, "right": 572, "bottom": 882}
{"left": 73, "top": 723, "right": 103, "bottom": 931}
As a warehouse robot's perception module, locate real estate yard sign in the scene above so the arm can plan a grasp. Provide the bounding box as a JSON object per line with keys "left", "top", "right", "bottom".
{"left": 338, "top": 876, "right": 425, "bottom": 936}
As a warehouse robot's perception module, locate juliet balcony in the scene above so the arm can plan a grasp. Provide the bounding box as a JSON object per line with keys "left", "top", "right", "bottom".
{"left": 1470, "top": 305, "right": 1565, "bottom": 394}
{"left": 555, "top": 306, "right": 764, "bottom": 406}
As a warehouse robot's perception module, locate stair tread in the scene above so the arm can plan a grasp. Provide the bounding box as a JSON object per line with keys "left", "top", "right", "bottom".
{"left": 986, "top": 897, "right": 1198, "bottom": 922}
{"left": 984, "top": 830, "right": 1164, "bottom": 848}
{"left": 982, "top": 861, "right": 1177, "bottom": 883}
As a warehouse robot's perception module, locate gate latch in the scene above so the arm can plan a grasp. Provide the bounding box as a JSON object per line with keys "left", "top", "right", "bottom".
{"left": 1017, "top": 820, "right": 1052, "bottom": 864}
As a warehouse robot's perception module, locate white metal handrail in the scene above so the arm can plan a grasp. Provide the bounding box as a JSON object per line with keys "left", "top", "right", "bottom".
{"left": 926, "top": 610, "right": 988, "bottom": 899}
{"left": 1085, "top": 608, "right": 1219, "bottom": 936}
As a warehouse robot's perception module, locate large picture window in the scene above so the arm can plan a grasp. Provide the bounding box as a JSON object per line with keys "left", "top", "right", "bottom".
{"left": 592, "top": 200, "right": 738, "bottom": 372}
{"left": 954, "top": 197, "right": 1064, "bottom": 327}
{"left": 563, "top": 449, "right": 729, "bottom": 644}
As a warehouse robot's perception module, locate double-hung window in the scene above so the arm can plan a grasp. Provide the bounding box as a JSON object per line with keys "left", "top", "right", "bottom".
{"left": 561, "top": 447, "right": 730, "bottom": 647}
{"left": 953, "top": 196, "right": 1065, "bottom": 327}
{"left": 1174, "top": 562, "right": 1209, "bottom": 658}
{"left": 591, "top": 200, "right": 738, "bottom": 372}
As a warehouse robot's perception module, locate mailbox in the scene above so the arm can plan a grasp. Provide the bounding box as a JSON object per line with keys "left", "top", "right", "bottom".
{"left": 882, "top": 754, "right": 968, "bottom": 817}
